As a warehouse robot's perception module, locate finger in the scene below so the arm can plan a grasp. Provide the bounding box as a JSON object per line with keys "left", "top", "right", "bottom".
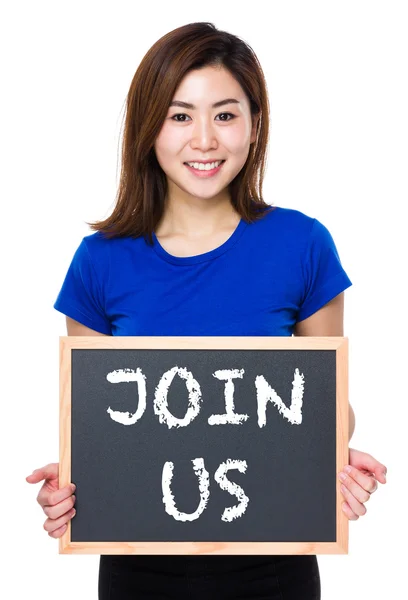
{"left": 26, "top": 463, "right": 59, "bottom": 484}
{"left": 340, "top": 483, "right": 367, "bottom": 516}
{"left": 375, "top": 465, "right": 387, "bottom": 484}
{"left": 43, "top": 495, "right": 76, "bottom": 520}
{"left": 37, "top": 483, "right": 76, "bottom": 509}
{"left": 43, "top": 507, "right": 76, "bottom": 534}
{"left": 48, "top": 524, "right": 68, "bottom": 539}
{"left": 341, "top": 501, "right": 359, "bottom": 521}
{"left": 369, "top": 476, "right": 378, "bottom": 493}
{"left": 338, "top": 470, "right": 376, "bottom": 502}
{"left": 347, "top": 451, "right": 387, "bottom": 484}
{"left": 342, "top": 466, "right": 378, "bottom": 494}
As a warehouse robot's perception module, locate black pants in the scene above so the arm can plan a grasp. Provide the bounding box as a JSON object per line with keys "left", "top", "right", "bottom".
{"left": 98, "top": 555, "right": 321, "bottom": 599}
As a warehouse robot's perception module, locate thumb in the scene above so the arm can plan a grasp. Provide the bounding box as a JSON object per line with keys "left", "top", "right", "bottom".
{"left": 349, "top": 449, "right": 387, "bottom": 484}
{"left": 26, "top": 463, "right": 59, "bottom": 484}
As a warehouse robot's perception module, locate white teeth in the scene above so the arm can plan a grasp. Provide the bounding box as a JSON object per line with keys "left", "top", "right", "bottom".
{"left": 186, "top": 160, "right": 223, "bottom": 170}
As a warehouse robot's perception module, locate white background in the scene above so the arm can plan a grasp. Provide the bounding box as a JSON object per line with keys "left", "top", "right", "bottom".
{"left": 2, "top": 1, "right": 406, "bottom": 597}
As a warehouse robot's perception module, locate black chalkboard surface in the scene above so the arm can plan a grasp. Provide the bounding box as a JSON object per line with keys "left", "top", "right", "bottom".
{"left": 59, "top": 336, "right": 349, "bottom": 555}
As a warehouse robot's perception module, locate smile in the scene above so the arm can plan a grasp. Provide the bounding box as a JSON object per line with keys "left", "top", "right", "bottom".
{"left": 184, "top": 160, "right": 226, "bottom": 178}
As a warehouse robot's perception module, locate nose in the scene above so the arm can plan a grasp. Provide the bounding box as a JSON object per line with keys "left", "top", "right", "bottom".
{"left": 190, "top": 117, "right": 218, "bottom": 151}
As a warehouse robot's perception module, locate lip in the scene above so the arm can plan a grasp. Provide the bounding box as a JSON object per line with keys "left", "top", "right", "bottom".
{"left": 185, "top": 159, "right": 224, "bottom": 164}
{"left": 184, "top": 160, "right": 225, "bottom": 178}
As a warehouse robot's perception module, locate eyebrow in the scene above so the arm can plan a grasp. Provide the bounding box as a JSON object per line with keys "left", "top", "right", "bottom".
{"left": 169, "top": 98, "right": 240, "bottom": 110}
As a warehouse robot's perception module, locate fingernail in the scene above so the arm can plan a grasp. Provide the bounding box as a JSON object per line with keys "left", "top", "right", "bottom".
{"left": 344, "top": 465, "right": 352, "bottom": 474}
{"left": 71, "top": 484, "right": 76, "bottom": 492}
{"left": 338, "top": 472, "right": 347, "bottom": 481}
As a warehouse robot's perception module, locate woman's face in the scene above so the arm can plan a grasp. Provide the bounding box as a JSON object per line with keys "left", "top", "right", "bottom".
{"left": 154, "top": 65, "right": 258, "bottom": 205}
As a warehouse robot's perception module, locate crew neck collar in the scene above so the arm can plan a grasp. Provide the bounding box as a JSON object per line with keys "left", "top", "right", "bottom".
{"left": 152, "top": 217, "right": 248, "bottom": 266}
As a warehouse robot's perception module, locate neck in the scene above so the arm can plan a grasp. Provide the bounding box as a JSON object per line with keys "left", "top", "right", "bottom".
{"left": 156, "top": 191, "right": 239, "bottom": 238}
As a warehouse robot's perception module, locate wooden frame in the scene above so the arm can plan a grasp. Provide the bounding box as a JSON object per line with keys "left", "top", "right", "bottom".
{"left": 59, "top": 335, "right": 349, "bottom": 555}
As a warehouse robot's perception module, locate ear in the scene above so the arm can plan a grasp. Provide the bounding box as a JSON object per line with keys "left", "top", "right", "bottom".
{"left": 250, "top": 113, "right": 260, "bottom": 144}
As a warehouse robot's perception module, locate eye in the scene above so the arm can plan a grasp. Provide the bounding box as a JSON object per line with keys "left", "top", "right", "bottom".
{"left": 171, "top": 112, "right": 235, "bottom": 122}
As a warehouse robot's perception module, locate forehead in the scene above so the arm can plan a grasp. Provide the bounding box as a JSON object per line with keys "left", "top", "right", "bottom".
{"left": 172, "top": 66, "right": 247, "bottom": 107}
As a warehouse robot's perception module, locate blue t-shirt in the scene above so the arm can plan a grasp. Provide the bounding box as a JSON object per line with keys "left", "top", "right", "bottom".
{"left": 53, "top": 206, "right": 352, "bottom": 335}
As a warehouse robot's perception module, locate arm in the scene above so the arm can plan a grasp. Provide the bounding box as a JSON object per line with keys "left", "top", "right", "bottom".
{"left": 295, "top": 292, "right": 388, "bottom": 522}
{"left": 26, "top": 317, "right": 109, "bottom": 539}
{"left": 293, "top": 291, "right": 355, "bottom": 440}
{"left": 65, "top": 316, "right": 110, "bottom": 336}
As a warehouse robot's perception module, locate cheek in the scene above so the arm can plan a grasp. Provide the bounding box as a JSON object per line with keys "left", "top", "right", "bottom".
{"left": 155, "top": 122, "right": 251, "bottom": 162}
{"left": 155, "top": 126, "right": 181, "bottom": 161}
{"left": 221, "top": 127, "right": 251, "bottom": 155}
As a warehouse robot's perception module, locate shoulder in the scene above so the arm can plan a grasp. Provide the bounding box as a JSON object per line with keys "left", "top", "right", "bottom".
{"left": 82, "top": 230, "right": 148, "bottom": 247}
{"left": 76, "top": 231, "right": 111, "bottom": 270}
{"left": 81, "top": 230, "right": 142, "bottom": 255}
{"left": 265, "top": 205, "right": 314, "bottom": 224}
{"left": 252, "top": 205, "right": 317, "bottom": 242}
{"left": 82, "top": 230, "right": 113, "bottom": 252}
{"left": 81, "top": 230, "right": 149, "bottom": 274}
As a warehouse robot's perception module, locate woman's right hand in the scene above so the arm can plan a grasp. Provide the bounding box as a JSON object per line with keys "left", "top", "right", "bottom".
{"left": 26, "top": 463, "right": 76, "bottom": 538}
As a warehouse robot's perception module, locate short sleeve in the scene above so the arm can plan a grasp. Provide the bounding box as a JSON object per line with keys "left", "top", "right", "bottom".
{"left": 53, "top": 237, "right": 111, "bottom": 334}
{"left": 297, "top": 218, "right": 352, "bottom": 322}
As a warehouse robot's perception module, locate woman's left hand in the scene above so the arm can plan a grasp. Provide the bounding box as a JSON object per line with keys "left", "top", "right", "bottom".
{"left": 338, "top": 448, "right": 387, "bottom": 520}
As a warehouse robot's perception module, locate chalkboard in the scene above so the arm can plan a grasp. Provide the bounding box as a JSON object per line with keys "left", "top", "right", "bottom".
{"left": 59, "top": 336, "right": 349, "bottom": 555}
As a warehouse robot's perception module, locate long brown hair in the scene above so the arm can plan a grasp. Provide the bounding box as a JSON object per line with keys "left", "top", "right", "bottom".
{"left": 87, "top": 22, "right": 274, "bottom": 243}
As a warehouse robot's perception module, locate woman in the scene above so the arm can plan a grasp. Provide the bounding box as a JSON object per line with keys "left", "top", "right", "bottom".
{"left": 26, "top": 22, "right": 387, "bottom": 599}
